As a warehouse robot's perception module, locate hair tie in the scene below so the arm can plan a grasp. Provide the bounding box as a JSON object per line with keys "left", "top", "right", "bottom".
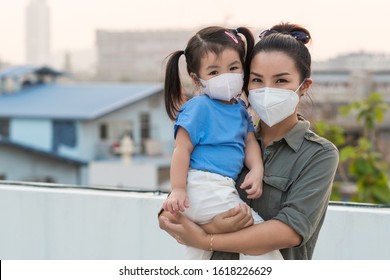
{"left": 182, "top": 50, "right": 186, "bottom": 56}
{"left": 259, "top": 29, "right": 276, "bottom": 39}
{"left": 225, "top": 31, "right": 238, "bottom": 44}
{"left": 289, "top": 31, "right": 310, "bottom": 44}
{"left": 259, "top": 29, "right": 310, "bottom": 44}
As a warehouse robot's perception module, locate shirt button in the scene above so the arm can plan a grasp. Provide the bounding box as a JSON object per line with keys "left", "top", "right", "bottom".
{"left": 264, "top": 151, "right": 271, "bottom": 156}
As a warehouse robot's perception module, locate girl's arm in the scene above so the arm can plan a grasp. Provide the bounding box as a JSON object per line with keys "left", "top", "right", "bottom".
{"left": 240, "top": 132, "right": 264, "bottom": 199}
{"left": 163, "top": 127, "right": 193, "bottom": 215}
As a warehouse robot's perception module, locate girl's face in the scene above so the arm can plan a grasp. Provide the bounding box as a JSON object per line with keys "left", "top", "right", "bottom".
{"left": 248, "top": 50, "right": 311, "bottom": 94}
{"left": 196, "top": 48, "right": 242, "bottom": 81}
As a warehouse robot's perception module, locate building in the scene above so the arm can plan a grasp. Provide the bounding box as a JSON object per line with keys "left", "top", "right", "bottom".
{"left": 95, "top": 29, "right": 196, "bottom": 82}
{"left": 49, "top": 48, "right": 97, "bottom": 81}
{"left": 0, "top": 65, "right": 173, "bottom": 187}
{"left": 313, "top": 51, "right": 390, "bottom": 72}
{"left": 310, "top": 54, "right": 390, "bottom": 164}
{"left": 25, "top": 0, "right": 51, "bottom": 65}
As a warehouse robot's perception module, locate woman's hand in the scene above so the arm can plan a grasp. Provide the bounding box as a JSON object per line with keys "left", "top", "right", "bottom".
{"left": 201, "top": 203, "right": 254, "bottom": 234}
{"left": 158, "top": 203, "right": 253, "bottom": 249}
{"left": 159, "top": 211, "right": 209, "bottom": 250}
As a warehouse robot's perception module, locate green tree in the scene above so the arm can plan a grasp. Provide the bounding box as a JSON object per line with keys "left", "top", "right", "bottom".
{"left": 340, "top": 138, "right": 390, "bottom": 204}
{"left": 315, "top": 92, "right": 390, "bottom": 204}
{"left": 339, "top": 92, "right": 389, "bottom": 148}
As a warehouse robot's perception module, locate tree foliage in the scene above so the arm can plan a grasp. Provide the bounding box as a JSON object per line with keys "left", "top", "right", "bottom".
{"left": 314, "top": 92, "right": 390, "bottom": 204}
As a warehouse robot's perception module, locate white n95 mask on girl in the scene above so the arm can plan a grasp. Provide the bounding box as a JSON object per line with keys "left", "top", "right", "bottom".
{"left": 248, "top": 87, "right": 299, "bottom": 127}
{"left": 199, "top": 73, "right": 243, "bottom": 101}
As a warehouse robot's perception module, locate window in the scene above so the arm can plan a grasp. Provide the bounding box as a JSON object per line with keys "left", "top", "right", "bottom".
{"left": 0, "top": 118, "right": 9, "bottom": 139}
{"left": 140, "top": 113, "right": 150, "bottom": 153}
{"left": 100, "top": 123, "right": 108, "bottom": 140}
{"left": 140, "top": 113, "right": 150, "bottom": 140}
{"left": 52, "top": 120, "right": 77, "bottom": 152}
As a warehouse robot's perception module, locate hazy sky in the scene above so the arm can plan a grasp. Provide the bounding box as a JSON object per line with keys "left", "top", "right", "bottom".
{"left": 1, "top": 0, "right": 390, "bottom": 64}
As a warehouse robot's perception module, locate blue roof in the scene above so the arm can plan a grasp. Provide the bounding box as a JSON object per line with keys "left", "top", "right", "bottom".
{"left": 0, "top": 65, "right": 64, "bottom": 79}
{"left": 0, "top": 83, "right": 163, "bottom": 119}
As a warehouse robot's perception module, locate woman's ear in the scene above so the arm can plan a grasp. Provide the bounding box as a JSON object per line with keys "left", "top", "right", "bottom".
{"left": 300, "top": 78, "right": 313, "bottom": 96}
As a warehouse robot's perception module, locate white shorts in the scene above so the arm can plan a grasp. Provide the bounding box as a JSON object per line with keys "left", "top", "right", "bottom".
{"left": 184, "top": 169, "right": 263, "bottom": 224}
{"left": 182, "top": 169, "right": 283, "bottom": 260}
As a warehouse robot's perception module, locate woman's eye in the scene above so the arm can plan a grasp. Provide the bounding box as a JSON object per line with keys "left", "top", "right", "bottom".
{"left": 251, "top": 78, "right": 262, "bottom": 83}
{"left": 276, "top": 79, "right": 288, "bottom": 84}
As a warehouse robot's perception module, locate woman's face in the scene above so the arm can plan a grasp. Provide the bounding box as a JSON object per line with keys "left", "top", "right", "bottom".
{"left": 248, "top": 50, "right": 310, "bottom": 93}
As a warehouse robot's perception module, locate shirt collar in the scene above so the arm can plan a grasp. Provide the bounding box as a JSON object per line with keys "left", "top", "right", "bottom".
{"left": 283, "top": 117, "right": 311, "bottom": 152}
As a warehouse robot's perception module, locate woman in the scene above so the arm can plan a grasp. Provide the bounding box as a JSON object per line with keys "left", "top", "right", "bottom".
{"left": 159, "top": 22, "right": 339, "bottom": 260}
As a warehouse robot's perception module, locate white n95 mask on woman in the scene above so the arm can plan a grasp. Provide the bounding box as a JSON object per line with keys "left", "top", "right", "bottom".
{"left": 200, "top": 73, "right": 244, "bottom": 101}
{"left": 248, "top": 87, "right": 300, "bottom": 127}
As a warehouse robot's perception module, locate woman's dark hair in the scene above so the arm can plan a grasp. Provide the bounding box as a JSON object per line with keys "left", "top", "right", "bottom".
{"left": 164, "top": 26, "right": 254, "bottom": 120}
{"left": 245, "top": 22, "right": 312, "bottom": 91}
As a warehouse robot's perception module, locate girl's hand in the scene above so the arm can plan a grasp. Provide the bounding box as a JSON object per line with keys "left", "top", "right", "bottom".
{"left": 239, "top": 167, "right": 263, "bottom": 199}
{"left": 163, "top": 189, "right": 189, "bottom": 216}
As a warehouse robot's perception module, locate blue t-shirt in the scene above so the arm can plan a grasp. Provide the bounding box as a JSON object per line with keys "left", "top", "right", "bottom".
{"left": 174, "top": 94, "right": 254, "bottom": 180}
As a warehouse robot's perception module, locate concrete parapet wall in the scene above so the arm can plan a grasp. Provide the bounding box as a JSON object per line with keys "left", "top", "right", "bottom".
{"left": 0, "top": 183, "right": 389, "bottom": 260}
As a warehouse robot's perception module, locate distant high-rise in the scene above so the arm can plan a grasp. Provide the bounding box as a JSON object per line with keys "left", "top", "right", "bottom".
{"left": 25, "top": 0, "right": 50, "bottom": 65}
{"left": 95, "top": 29, "right": 195, "bottom": 82}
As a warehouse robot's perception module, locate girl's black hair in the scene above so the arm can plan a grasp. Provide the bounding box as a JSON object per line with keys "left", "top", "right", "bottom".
{"left": 164, "top": 26, "right": 254, "bottom": 120}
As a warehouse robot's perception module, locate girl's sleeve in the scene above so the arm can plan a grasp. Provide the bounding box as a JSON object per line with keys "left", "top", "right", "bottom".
{"left": 174, "top": 98, "right": 206, "bottom": 146}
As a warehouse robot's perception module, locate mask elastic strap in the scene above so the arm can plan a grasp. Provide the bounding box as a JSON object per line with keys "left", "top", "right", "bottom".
{"left": 295, "top": 79, "right": 307, "bottom": 94}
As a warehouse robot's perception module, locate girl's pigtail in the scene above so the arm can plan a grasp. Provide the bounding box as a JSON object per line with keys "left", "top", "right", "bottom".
{"left": 236, "top": 27, "right": 255, "bottom": 99}
{"left": 235, "top": 27, "right": 254, "bottom": 63}
{"left": 164, "top": 50, "right": 185, "bottom": 120}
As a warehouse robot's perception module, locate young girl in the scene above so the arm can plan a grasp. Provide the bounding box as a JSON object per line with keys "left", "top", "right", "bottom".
{"left": 162, "top": 26, "right": 283, "bottom": 260}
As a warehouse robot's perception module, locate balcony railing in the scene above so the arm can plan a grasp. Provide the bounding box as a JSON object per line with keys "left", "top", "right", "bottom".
{"left": 0, "top": 180, "right": 389, "bottom": 260}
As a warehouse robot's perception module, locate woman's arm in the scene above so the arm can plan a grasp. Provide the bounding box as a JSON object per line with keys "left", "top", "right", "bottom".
{"left": 160, "top": 212, "right": 301, "bottom": 255}
{"left": 211, "top": 220, "right": 301, "bottom": 255}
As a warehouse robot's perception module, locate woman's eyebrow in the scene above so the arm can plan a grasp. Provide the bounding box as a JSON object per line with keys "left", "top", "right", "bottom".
{"left": 273, "top": 72, "right": 291, "bottom": 78}
{"left": 250, "top": 71, "right": 262, "bottom": 77}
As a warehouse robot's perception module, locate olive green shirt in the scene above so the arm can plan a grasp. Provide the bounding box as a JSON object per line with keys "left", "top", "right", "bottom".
{"left": 211, "top": 118, "right": 339, "bottom": 260}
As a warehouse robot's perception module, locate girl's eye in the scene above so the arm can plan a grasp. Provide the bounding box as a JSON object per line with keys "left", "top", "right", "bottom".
{"left": 208, "top": 71, "right": 218, "bottom": 76}
{"left": 276, "top": 79, "right": 288, "bottom": 84}
{"left": 230, "top": 66, "right": 240, "bottom": 71}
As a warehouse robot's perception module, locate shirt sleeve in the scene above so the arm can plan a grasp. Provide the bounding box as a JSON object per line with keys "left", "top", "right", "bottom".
{"left": 174, "top": 98, "right": 207, "bottom": 146}
{"left": 272, "top": 145, "right": 339, "bottom": 246}
{"left": 236, "top": 97, "right": 255, "bottom": 133}
{"left": 247, "top": 114, "right": 255, "bottom": 133}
